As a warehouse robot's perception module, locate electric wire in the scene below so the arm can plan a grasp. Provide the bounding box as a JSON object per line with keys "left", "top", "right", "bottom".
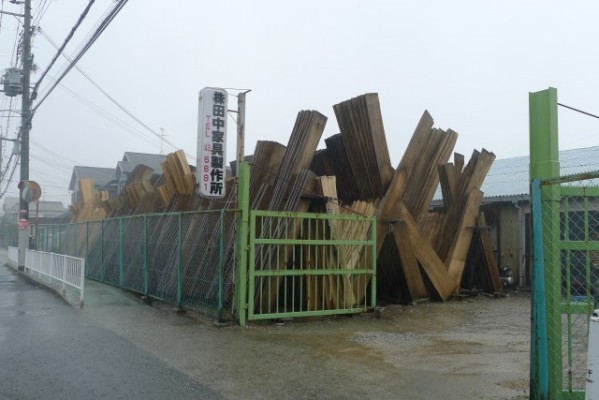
{"left": 32, "top": 0, "right": 95, "bottom": 99}
{"left": 53, "top": 77, "right": 172, "bottom": 150}
{"left": 32, "top": 0, "right": 128, "bottom": 112}
{"left": 558, "top": 103, "right": 599, "bottom": 121}
{"left": 38, "top": 26, "right": 196, "bottom": 162}
{"left": 32, "top": 0, "right": 52, "bottom": 27}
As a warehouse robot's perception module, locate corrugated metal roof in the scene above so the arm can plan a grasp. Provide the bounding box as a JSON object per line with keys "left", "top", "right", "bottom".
{"left": 433, "top": 146, "right": 599, "bottom": 201}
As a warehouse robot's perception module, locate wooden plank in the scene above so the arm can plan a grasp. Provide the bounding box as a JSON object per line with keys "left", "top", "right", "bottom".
{"left": 315, "top": 176, "right": 355, "bottom": 308}
{"left": 438, "top": 163, "right": 458, "bottom": 210}
{"left": 445, "top": 189, "right": 484, "bottom": 286}
{"left": 392, "top": 221, "right": 429, "bottom": 300}
{"left": 454, "top": 152, "right": 464, "bottom": 179}
{"left": 259, "top": 170, "right": 316, "bottom": 314}
{"left": 333, "top": 93, "right": 394, "bottom": 200}
{"left": 364, "top": 93, "right": 394, "bottom": 192}
{"left": 477, "top": 212, "right": 503, "bottom": 293}
{"left": 375, "top": 168, "right": 408, "bottom": 253}
{"left": 397, "top": 201, "right": 457, "bottom": 301}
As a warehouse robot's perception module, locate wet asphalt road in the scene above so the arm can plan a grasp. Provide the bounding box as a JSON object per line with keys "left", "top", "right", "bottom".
{"left": 0, "top": 259, "right": 224, "bottom": 400}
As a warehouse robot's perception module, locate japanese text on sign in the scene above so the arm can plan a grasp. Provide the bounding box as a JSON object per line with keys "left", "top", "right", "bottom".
{"left": 197, "top": 88, "right": 227, "bottom": 198}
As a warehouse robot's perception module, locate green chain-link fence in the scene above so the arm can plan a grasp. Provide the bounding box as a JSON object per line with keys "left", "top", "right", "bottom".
{"left": 35, "top": 209, "right": 239, "bottom": 321}
{"left": 533, "top": 176, "right": 599, "bottom": 399}
{"left": 530, "top": 88, "right": 598, "bottom": 399}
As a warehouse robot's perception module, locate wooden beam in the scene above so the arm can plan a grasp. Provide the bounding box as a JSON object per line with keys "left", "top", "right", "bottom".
{"left": 392, "top": 221, "right": 429, "bottom": 300}
{"left": 397, "top": 201, "right": 457, "bottom": 301}
{"left": 445, "top": 189, "right": 484, "bottom": 286}
{"left": 477, "top": 212, "right": 503, "bottom": 293}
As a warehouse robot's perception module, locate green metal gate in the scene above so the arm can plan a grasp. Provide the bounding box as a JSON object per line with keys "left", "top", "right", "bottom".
{"left": 532, "top": 176, "right": 599, "bottom": 399}
{"left": 247, "top": 210, "right": 376, "bottom": 321}
{"left": 530, "top": 87, "right": 598, "bottom": 399}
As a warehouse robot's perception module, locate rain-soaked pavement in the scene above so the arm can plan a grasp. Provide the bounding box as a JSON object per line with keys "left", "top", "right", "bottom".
{"left": 0, "top": 249, "right": 530, "bottom": 400}
{"left": 0, "top": 252, "right": 223, "bottom": 400}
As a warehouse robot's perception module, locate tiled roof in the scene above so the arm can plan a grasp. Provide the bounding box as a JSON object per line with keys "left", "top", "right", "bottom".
{"left": 69, "top": 166, "right": 116, "bottom": 191}
{"left": 122, "top": 152, "right": 166, "bottom": 173}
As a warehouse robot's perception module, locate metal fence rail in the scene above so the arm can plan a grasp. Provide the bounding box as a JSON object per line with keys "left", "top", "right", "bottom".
{"left": 8, "top": 246, "right": 85, "bottom": 305}
{"left": 248, "top": 210, "right": 377, "bottom": 321}
{"left": 35, "top": 209, "right": 239, "bottom": 321}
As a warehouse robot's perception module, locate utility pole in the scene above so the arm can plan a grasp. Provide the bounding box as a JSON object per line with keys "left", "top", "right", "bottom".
{"left": 17, "top": 0, "right": 32, "bottom": 269}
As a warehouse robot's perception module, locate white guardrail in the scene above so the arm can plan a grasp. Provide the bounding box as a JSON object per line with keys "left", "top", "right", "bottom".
{"left": 8, "top": 246, "right": 85, "bottom": 305}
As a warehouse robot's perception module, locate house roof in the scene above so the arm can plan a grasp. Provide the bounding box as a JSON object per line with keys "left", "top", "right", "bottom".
{"left": 434, "top": 145, "right": 599, "bottom": 203}
{"left": 122, "top": 152, "right": 166, "bottom": 173}
{"left": 2, "top": 197, "right": 65, "bottom": 214}
{"left": 69, "top": 166, "right": 116, "bottom": 191}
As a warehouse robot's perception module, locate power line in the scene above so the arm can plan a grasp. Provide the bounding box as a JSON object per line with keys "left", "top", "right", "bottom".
{"left": 558, "top": 103, "right": 599, "bottom": 120}
{"left": 37, "top": 27, "right": 196, "bottom": 162}
{"left": 32, "top": 0, "right": 128, "bottom": 112}
{"left": 32, "top": 0, "right": 53, "bottom": 27}
{"left": 31, "top": 0, "right": 95, "bottom": 100}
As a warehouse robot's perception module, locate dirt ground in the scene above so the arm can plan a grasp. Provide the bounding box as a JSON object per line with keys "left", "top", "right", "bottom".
{"left": 81, "top": 280, "right": 531, "bottom": 400}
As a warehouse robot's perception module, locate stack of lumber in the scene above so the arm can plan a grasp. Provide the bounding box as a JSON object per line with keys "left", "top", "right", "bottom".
{"left": 157, "top": 150, "right": 196, "bottom": 205}
{"left": 70, "top": 178, "right": 108, "bottom": 222}
{"left": 254, "top": 110, "right": 327, "bottom": 312}
{"left": 460, "top": 213, "right": 503, "bottom": 293}
{"left": 68, "top": 91, "right": 498, "bottom": 311}
{"left": 435, "top": 149, "right": 495, "bottom": 287}
{"left": 248, "top": 141, "right": 287, "bottom": 210}
{"left": 353, "top": 108, "right": 496, "bottom": 302}
{"left": 307, "top": 177, "right": 378, "bottom": 309}
{"left": 311, "top": 93, "right": 394, "bottom": 202}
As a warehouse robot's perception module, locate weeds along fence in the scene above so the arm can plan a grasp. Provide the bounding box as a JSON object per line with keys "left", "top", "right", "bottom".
{"left": 35, "top": 209, "right": 239, "bottom": 321}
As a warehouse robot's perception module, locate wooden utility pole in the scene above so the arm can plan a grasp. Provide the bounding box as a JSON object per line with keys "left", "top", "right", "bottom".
{"left": 17, "top": 0, "right": 32, "bottom": 269}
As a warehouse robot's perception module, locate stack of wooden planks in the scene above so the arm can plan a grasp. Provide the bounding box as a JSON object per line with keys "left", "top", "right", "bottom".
{"left": 68, "top": 92, "right": 498, "bottom": 310}
{"left": 70, "top": 178, "right": 108, "bottom": 222}
{"left": 311, "top": 93, "right": 394, "bottom": 202}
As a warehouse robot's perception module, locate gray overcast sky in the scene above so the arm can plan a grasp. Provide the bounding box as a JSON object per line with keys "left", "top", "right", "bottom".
{"left": 0, "top": 0, "right": 598, "bottom": 205}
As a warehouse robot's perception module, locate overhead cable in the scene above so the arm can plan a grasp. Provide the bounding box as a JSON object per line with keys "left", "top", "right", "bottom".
{"left": 558, "top": 102, "right": 599, "bottom": 121}
{"left": 32, "top": 0, "right": 128, "bottom": 112}
{"left": 32, "top": 0, "right": 96, "bottom": 99}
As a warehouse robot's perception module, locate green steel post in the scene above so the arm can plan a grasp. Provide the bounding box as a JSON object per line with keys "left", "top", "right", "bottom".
{"left": 119, "top": 217, "right": 124, "bottom": 288}
{"left": 531, "top": 179, "right": 549, "bottom": 399}
{"left": 176, "top": 212, "right": 182, "bottom": 307}
{"left": 218, "top": 208, "right": 225, "bottom": 321}
{"left": 143, "top": 214, "right": 148, "bottom": 295}
{"left": 529, "top": 87, "right": 560, "bottom": 399}
{"left": 236, "top": 161, "right": 250, "bottom": 325}
{"left": 100, "top": 220, "right": 105, "bottom": 282}
{"left": 370, "top": 218, "right": 377, "bottom": 308}
{"left": 58, "top": 224, "right": 62, "bottom": 254}
{"left": 86, "top": 221, "right": 89, "bottom": 278}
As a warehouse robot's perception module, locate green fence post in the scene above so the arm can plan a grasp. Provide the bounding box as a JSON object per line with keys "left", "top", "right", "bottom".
{"left": 370, "top": 218, "right": 377, "bottom": 308}
{"left": 531, "top": 179, "right": 549, "bottom": 399}
{"left": 236, "top": 161, "right": 250, "bottom": 325}
{"left": 119, "top": 217, "right": 124, "bottom": 288}
{"left": 86, "top": 221, "right": 89, "bottom": 278}
{"left": 176, "top": 212, "right": 182, "bottom": 308}
{"left": 218, "top": 208, "right": 225, "bottom": 322}
{"left": 100, "top": 220, "right": 105, "bottom": 282}
{"left": 529, "top": 87, "right": 560, "bottom": 400}
{"left": 143, "top": 214, "right": 148, "bottom": 295}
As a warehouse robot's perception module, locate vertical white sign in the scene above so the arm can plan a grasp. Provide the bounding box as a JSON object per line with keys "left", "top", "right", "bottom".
{"left": 197, "top": 87, "right": 227, "bottom": 198}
